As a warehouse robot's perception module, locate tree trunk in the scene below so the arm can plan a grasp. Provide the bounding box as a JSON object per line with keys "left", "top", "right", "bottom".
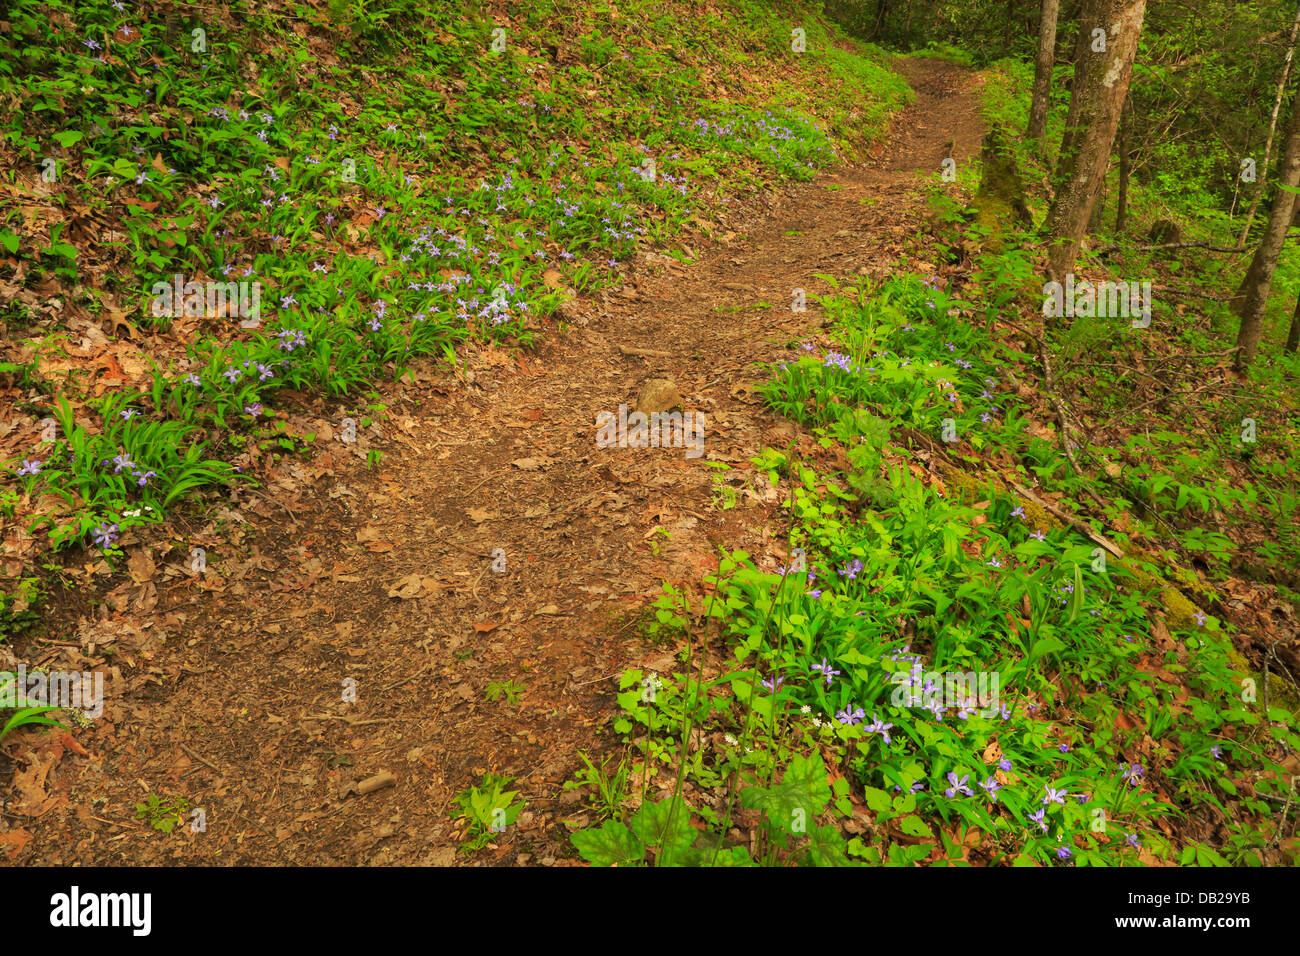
{"left": 1056, "top": 3, "right": 1100, "bottom": 179}
{"left": 1089, "top": 175, "right": 1107, "bottom": 232}
{"left": 1043, "top": 0, "right": 1147, "bottom": 282}
{"left": 870, "top": 0, "right": 889, "bottom": 42}
{"left": 1237, "top": 1, "right": 1300, "bottom": 249}
{"left": 1232, "top": 80, "right": 1300, "bottom": 372}
{"left": 1116, "top": 98, "right": 1131, "bottom": 232}
{"left": 1286, "top": 293, "right": 1300, "bottom": 354}
{"left": 1028, "top": 0, "right": 1060, "bottom": 139}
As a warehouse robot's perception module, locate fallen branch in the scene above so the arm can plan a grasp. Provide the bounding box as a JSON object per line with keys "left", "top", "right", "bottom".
{"left": 1074, "top": 347, "right": 1239, "bottom": 370}
{"left": 1154, "top": 286, "right": 1231, "bottom": 302}
{"left": 1009, "top": 481, "right": 1125, "bottom": 559}
{"left": 1092, "top": 240, "right": 1247, "bottom": 256}
{"left": 1086, "top": 381, "right": 1222, "bottom": 440}
{"left": 433, "top": 527, "right": 499, "bottom": 559}
{"left": 354, "top": 770, "right": 397, "bottom": 796}
{"left": 376, "top": 663, "right": 433, "bottom": 694}
{"left": 616, "top": 344, "right": 673, "bottom": 359}
{"left": 180, "top": 743, "right": 223, "bottom": 775}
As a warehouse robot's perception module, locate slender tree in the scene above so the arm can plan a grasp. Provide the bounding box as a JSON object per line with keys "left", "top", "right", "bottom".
{"left": 1028, "top": 0, "right": 1061, "bottom": 139}
{"left": 1232, "top": 81, "right": 1300, "bottom": 371}
{"left": 1043, "top": 0, "right": 1147, "bottom": 282}
{"left": 1237, "top": 1, "right": 1300, "bottom": 248}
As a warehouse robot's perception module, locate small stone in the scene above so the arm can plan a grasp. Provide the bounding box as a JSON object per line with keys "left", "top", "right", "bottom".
{"left": 635, "top": 378, "right": 682, "bottom": 414}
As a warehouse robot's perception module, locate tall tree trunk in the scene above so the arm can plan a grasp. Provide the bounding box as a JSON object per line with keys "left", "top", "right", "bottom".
{"left": 1043, "top": 0, "right": 1147, "bottom": 282}
{"left": 1028, "top": 0, "right": 1060, "bottom": 139}
{"left": 1089, "top": 176, "right": 1108, "bottom": 232}
{"left": 1237, "top": 1, "right": 1300, "bottom": 249}
{"left": 1055, "top": 5, "right": 1114, "bottom": 196}
{"left": 870, "top": 0, "right": 890, "bottom": 42}
{"left": 1286, "top": 293, "right": 1300, "bottom": 354}
{"left": 1232, "top": 80, "right": 1300, "bottom": 372}
{"left": 1116, "top": 98, "right": 1131, "bottom": 232}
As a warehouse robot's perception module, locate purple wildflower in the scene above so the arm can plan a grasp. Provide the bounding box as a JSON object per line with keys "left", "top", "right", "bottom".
{"left": 979, "top": 776, "right": 1001, "bottom": 801}
{"left": 945, "top": 772, "right": 974, "bottom": 798}
{"left": 836, "top": 705, "right": 865, "bottom": 726}
{"left": 811, "top": 658, "right": 841, "bottom": 687}
{"left": 865, "top": 714, "right": 893, "bottom": 743}
{"left": 92, "top": 522, "right": 119, "bottom": 549}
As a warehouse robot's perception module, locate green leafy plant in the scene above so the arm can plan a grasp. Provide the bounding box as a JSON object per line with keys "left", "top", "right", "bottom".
{"left": 0, "top": 670, "right": 65, "bottom": 742}
{"left": 134, "top": 794, "right": 191, "bottom": 834}
{"left": 564, "top": 749, "right": 634, "bottom": 821}
{"left": 450, "top": 774, "right": 526, "bottom": 853}
{"left": 484, "top": 678, "right": 526, "bottom": 706}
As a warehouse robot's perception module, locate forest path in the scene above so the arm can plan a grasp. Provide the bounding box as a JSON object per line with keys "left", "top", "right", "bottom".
{"left": 19, "top": 59, "right": 983, "bottom": 865}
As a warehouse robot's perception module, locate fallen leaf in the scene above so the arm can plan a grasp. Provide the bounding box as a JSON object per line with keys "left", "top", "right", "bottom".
{"left": 11, "top": 751, "right": 56, "bottom": 816}
{"left": 596, "top": 464, "right": 630, "bottom": 484}
{"left": 387, "top": 574, "right": 425, "bottom": 600}
{"left": 356, "top": 526, "right": 394, "bottom": 552}
{"left": 0, "top": 829, "right": 33, "bottom": 859}
{"left": 510, "top": 457, "right": 549, "bottom": 471}
{"left": 93, "top": 352, "right": 127, "bottom": 385}
{"left": 126, "top": 548, "right": 155, "bottom": 584}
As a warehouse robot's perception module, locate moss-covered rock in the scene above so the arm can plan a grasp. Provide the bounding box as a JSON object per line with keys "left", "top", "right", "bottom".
{"left": 967, "top": 124, "right": 1032, "bottom": 252}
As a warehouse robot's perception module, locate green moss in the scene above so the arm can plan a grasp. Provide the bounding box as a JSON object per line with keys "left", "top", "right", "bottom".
{"left": 967, "top": 124, "right": 1032, "bottom": 252}
{"left": 1123, "top": 562, "right": 1200, "bottom": 630}
{"left": 1226, "top": 646, "right": 1300, "bottom": 710}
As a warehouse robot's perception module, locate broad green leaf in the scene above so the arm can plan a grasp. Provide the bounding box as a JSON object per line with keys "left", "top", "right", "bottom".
{"left": 739, "top": 752, "right": 831, "bottom": 832}
{"left": 630, "top": 798, "right": 696, "bottom": 854}
{"left": 571, "top": 820, "right": 645, "bottom": 867}
{"left": 897, "top": 815, "right": 932, "bottom": 839}
{"left": 862, "top": 786, "right": 893, "bottom": 813}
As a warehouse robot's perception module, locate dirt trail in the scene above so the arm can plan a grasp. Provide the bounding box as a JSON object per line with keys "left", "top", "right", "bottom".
{"left": 16, "top": 59, "right": 983, "bottom": 865}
